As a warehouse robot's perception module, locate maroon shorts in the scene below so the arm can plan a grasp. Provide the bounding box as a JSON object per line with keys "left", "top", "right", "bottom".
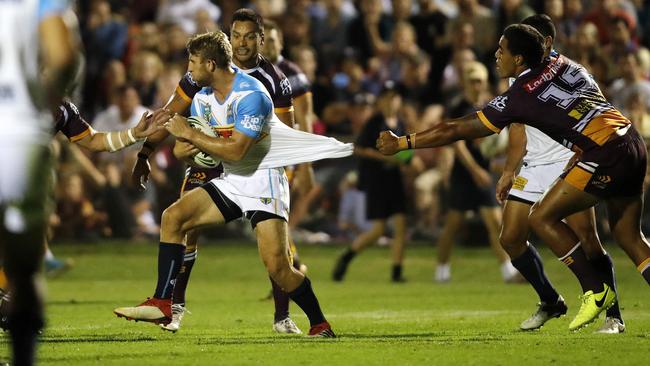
{"left": 561, "top": 126, "right": 647, "bottom": 198}
{"left": 180, "top": 166, "right": 223, "bottom": 194}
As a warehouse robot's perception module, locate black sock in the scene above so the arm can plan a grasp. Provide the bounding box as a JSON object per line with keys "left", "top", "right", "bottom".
{"left": 589, "top": 253, "right": 622, "bottom": 320}
{"left": 10, "top": 326, "right": 38, "bottom": 366}
{"left": 8, "top": 287, "right": 43, "bottom": 366}
{"left": 154, "top": 243, "right": 185, "bottom": 299}
{"left": 338, "top": 249, "right": 356, "bottom": 268}
{"left": 288, "top": 277, "right": 326, "bottom": 326}
{"left": 511, "top": 245, "right": 560, "bottom": 304}
{"left": 391, "top": 264, "right": 403, "bottom": 281}
{"left": 271, "top": 277, "right": 290, "bottom": 322}
{"left": 172, "top": 250, "right": 197, "bottom": 306}
{"left": 558, "top": 244, "right": 604, "bottom": 293}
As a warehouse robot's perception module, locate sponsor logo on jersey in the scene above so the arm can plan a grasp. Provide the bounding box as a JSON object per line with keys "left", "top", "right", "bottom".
{"left": 592, "top": 174, "right": 612, "bottom": 189}
{"left": 512, "top": 176, "right": 528, "bottom": 190}
{"left": 239, "top": 81, "right": 250, "bottom": 88}
{"left": 488, "top": 95, "right": 508, "bottom": 112}
{"left": 260, "top": 198, "right": 272, "bottom": 205}
{"left": 202, "top": 104, "right": 212, "bottom": 123}
{"left": 523, "top": 56, "right": 565, "bottom": 93}
{"left": 240, "top": 114, "right": 263, "bottom": 131}
{"left": 280, "top": 78, "right": 292, "bottom": 96}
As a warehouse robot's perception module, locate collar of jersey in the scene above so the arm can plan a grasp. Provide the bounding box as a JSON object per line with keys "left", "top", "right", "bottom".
{"left": 210, "top": 69, "right": 241, "bottom": 106}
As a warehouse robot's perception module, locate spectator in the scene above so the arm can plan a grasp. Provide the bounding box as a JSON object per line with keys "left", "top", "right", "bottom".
{"left": 608, "top": 50, "right": 650, "bottom": 112}
{"left": 156, "top": 0, "right": 221, "bottom": 35}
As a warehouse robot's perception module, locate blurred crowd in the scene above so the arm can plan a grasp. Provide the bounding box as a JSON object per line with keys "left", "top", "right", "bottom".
{"left": 51, "top": 0, "right": 650, "bottom": 245}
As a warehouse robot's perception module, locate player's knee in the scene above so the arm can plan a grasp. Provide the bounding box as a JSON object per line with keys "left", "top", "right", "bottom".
{"left": 499, "top": 228, "right": 526, "bottom": 254}
{"left": 161, "top": 205, "right": 186, "bottom": 233}
{"left": 527, "top": 207, "right": 547, "bottom": 229}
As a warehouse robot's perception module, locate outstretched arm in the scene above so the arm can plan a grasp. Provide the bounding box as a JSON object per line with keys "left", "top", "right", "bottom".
{"left": 376, "top": 112, "right": 496, "bottom": 154}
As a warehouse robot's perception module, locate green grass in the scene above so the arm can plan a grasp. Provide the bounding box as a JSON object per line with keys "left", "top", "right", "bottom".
{"left": 2, "top": 240, "right": 649, "bottom": 365}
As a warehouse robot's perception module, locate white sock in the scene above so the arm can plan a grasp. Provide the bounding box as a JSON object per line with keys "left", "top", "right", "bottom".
{"left": 44, "top": 247, "right": 55, "bottom": 261}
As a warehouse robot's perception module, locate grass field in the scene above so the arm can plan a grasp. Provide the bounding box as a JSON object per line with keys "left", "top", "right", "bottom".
{"left": 1, "top": 240, "right": 649, "bottom": 365}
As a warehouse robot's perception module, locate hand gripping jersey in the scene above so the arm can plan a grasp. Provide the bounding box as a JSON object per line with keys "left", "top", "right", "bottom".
{"left": 189, "top": 69, "right": 352, "bottom": 176}
{"left": 480, "top": 55, "right": 630, "bottom": 154}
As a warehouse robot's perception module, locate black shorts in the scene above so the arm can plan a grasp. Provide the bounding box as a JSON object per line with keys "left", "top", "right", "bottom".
{"left": 561, "top": 127, "right": 647, "bottom": 199}
{"left": 364, "top": 177, "right": 406, "bottom": 220}
{"left": 200, "top": 183, "right": 285, "bottom": 229}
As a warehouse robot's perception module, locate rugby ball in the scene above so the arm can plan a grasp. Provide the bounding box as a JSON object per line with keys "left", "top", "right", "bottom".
{"left": 187, "top": 115, "right": 220, "bottom": 168}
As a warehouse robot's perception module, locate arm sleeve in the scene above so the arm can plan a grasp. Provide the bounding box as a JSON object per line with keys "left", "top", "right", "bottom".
{"left": 478, "top": 91, "right": 519, "bottom": 133}
{"left": 55, "top": 101, "right": 93, "bottom": 142}
{"left": 288, "top": 72, "right": 311, "bottom": 98}
{"left": 233, "top": 92, "right": 272, "bottom": 139}
{"left": 176, "top": 72, "right": 202, "bottom": 103}
{"left": 273, "top": 76, "right": 293, "bottom": 111}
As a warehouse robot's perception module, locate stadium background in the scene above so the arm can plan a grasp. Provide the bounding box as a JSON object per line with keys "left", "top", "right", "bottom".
{"left": 2, "top": 1, "right": 650, "bottom": 364}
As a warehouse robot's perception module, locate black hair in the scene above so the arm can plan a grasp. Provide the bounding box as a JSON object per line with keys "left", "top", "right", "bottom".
{"left": 232, "top": 8, "right": 264, "bottom": 35}
{"left": 503, "top": 24, "right": 545, "bottom": 69}
{"left": 521, "top": 13, "right": 556, "bottom": 40}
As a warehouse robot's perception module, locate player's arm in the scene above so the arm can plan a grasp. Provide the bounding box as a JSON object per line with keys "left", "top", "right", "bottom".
{"left": 293, "top": 92, "right": 313, "bottom": 133}
{"left": 275, "top": 107, "right": 295, "bottom": 127}
{"left": 496, "top": 123, "right": 526, "bottom": 203}
{"left": 132, "top": 83, "right": 193, "bottom": 190}
{"left": 453, "top": 140, "right": 492, "bottom": 188}
{"left": 164, "top": 92, "right": 271, "bottom": 162}
{"left": 376, "top": 112, "right": 496, "bottom": 155}
{"left": 39, "top": 7, "right": 78, "bottom": 111}
{"left": 165, "top": 116, "right": 256, "bottom": 162}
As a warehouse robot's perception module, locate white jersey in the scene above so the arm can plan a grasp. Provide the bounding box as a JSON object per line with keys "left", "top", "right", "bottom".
{"left": 0, "top": 0, "right": 62, "bottom": 141}
{"left": 190, "top": 69, "right": 353, "bottom": 177}
{"left": 508, "top": 77, "right": 573, "bottom": 166}
{"left": 0, "top": 0, "right": 67, "bottom": 203}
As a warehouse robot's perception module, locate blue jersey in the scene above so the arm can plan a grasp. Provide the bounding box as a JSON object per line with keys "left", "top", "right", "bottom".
{"left": 190, "top": 69, "right": 276, "bottom": 175}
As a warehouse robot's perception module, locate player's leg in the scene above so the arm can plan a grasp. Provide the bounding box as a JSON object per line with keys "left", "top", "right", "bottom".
{"left": 479, "top": 205, "right": 519, "bottom": 282}
{"left": 434, "top": 210, "right": 464, "bottom": 282}
{"left": 500, "top": 198, "right": 565, "bottom": 330}
{"left": 114, "top": 185, "right": 228, "bottom": 324}
{"left": 606, "top": 194, "right": 650, "bottom": 284}
{"left": 255, "top": 217, "right": 334, "bottom": 337}
{"left": 566, "top": 208, "right": 624, "bottom": 333}
{"left": 332, "top": 220, "right": 386, "bottom": 281}
{"left": 1, "top": 144, "right": 50, "bottom": 366}
{"left": 390, "top": 213, "right": 407, "bottom": 282}
{"left": 269, "top": 232, "right": 303, "bottom": 334}
{"left": 529, "top": 180, "right": 615, "bottom": 330}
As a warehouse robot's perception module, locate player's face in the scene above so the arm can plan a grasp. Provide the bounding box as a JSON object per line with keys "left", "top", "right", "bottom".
{"left": 187, "top": 54, "right": 211, "bottom": 87}
{"left": 231, "top": 20, "right": 263, "bottom": 64}
{"left": 495, "top": 36, "right": 517, "bottom": 78}
{"left": 262, "top": 29, "right": 282, "bottom": 63}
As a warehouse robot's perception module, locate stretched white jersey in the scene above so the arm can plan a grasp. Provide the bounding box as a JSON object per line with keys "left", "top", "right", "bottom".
{"left": 190, "top": 69, "right": 353, "bottom": 176}
{"left": 508, "top": 77, "right": 573, "bottom": 166}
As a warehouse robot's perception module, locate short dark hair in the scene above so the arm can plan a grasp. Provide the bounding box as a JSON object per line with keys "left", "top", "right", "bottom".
{"left": 186, "top": 31, "right": 232, "bottom": 69}
{"left": 521, "top": 14, "right": 556, "bottom": 40}
{"left": 232, "top": 8, "right": 264, "bottom": 35}
{"left": 503, "top": 24, "right": 545, "bottom": 69}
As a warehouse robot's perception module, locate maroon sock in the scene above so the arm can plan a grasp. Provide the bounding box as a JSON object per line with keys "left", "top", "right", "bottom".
{"left": 172, "top": 250, "right": 197, "bottom": 306}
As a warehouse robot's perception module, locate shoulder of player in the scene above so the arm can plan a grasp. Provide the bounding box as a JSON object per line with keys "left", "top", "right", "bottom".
{"left": 277, "top": 58, "right": 303, "bottom": 77}
{"left": 258, "top": 55, "right": 289, "bottom": 82}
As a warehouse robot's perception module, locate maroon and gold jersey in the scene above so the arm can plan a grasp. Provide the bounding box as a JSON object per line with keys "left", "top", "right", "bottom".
{"left": 176, "top": 55, "right": 293, "bottom": 115}
{"left": 276, "top": 56, "right": 310, "bottom": 99}
{"left": 239, "top": 55, "right": 293, "bottom": 114}
{"left": 478, "top": 55, "right": 630, "bottom": 153}
{"left": 54, "top": 101, "right": 93, "bottom": 142}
